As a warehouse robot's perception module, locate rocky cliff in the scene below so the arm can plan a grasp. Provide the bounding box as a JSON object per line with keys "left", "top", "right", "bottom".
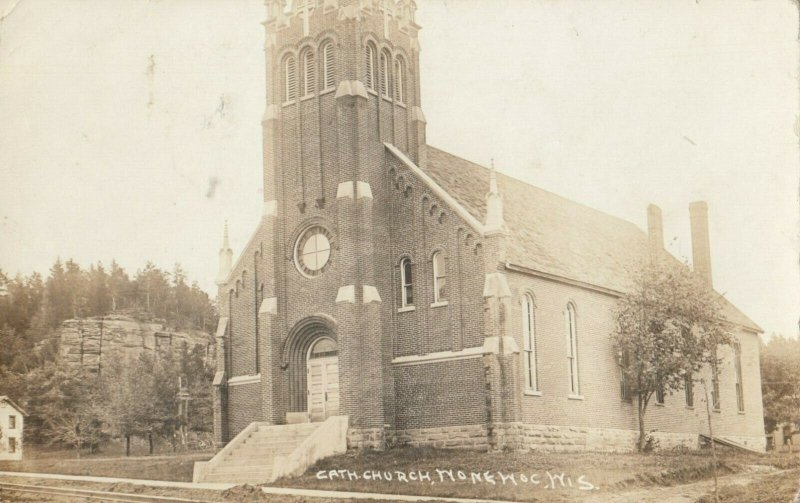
{"left": 58, "top": 314, "right": 215, "bottom": 371}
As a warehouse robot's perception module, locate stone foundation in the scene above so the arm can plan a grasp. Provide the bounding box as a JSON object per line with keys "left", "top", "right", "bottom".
{"left": 392, "top": 424, "right": 489, "bottom": 450}
{"left": 389, "top": 423, "right": 709, "bottom": 453}
{"left": 348, "top": 427, "right": 385, "bottom": 449}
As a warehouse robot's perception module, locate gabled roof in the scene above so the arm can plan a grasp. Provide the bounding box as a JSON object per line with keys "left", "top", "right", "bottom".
{"left": 0, "top": 396, "right": 27, "bottom": 416}
{"left": 414, "top": 146, "right": 761, "bottom": 333}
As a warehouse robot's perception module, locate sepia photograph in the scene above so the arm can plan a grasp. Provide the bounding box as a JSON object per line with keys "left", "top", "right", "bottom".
{"left": 0, "top": 0, "right": 798, "bottom": 501}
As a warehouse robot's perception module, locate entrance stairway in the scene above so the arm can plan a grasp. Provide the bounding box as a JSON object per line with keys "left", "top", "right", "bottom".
{"left": 193, "top": 416, "right": 348, "bottom": 484}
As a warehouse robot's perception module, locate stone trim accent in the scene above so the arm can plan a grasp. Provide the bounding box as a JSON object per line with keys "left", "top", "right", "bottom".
{"left": 336, "top": 285, "right": 356, "bottom": 303}
{"left": 335, "top": 80, "right": 369, "bottom": 100}
{"left": 363, "top": 285, "right": 381, "bottom": 304}
{"left": 259, "top": 297, "right": 278, "bottom": 315}
{"left": 215, "top": 317, "right": 228, "bottom": 338}
{"left": 228, "top": 374, "right": 261, "bottom": 386}
{"left": 337, "top": 181, "right": 354, "bottom": 199}
{"left": 356, "top": 181, "right": 373, "bottom": 200}
{"left": 212, "top": 371, "right": 226, "bottom": 387}
{"left": 263, "top": 200, "right": 278, "bottom": 218}
{"left": 261, "top": 105, "right": 280, "bottom": 123}
{"left": 483, "top": 272, "right": 511, "bottom": 299}
{"left": 392, "top": 347, "right": 484, "bottom": 367}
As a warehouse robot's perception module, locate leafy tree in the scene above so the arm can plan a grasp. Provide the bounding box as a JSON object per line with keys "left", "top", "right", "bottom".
{"left": 760, "top": 334, "right": 800, "bottom": 434}
{"left": 108, "top": 261, "right": 131, "bottom": 312}
{"left": 87, "top": 263, "right": 112, "bottom": 316}
{"left": 613, "top": 258, "right": 733, "bottom": 451}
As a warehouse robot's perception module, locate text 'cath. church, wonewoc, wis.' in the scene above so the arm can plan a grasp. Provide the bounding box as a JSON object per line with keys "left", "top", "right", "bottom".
{"left": 203, "top": 0, "right": 765, "bottom": 480}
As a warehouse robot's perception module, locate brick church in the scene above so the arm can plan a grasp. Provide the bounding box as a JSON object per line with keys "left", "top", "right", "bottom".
{"left": 211, "top": 0, "right": 766, "bottom": 452}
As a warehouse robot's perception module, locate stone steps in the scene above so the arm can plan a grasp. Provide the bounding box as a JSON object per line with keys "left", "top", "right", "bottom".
{"left": 196, "top": 421, "right": 321, "bottom": 484}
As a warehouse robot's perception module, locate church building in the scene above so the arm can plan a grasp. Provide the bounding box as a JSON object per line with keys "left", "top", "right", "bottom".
{"left": 211, "top": 0, "right": 766, "bottom": 453}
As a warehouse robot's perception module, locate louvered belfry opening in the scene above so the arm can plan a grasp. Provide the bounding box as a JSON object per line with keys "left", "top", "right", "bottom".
{"left": 321, "top": 41, "right": 335, "bottom": 91}
{"left": 282, "top": 316, "right": 337, "bottom": 415}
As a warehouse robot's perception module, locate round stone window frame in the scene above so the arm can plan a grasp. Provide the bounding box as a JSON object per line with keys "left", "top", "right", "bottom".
{"left": 293, "top": 224, "right": 334, "bottom": 279}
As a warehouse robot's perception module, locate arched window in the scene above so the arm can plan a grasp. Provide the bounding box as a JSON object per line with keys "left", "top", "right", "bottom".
{"left": 522, "top": 293, "right": 538, "bottom": 391}
{"left": 432, "top": 252, "right": 446, "bottom": 303}
{"left": 365, "top": 43, "right": 377, "bottom": 91}
{"left": 394, "top": 57, "right": 405, "bottom": 103}
{"left": 284, "top": 55, "right": 297, "bottom": 103}
{"left": 400, "top": 258, "right": 413, "bottom": 308}
{"left": 380, "top": 50, "right": 392, "bottom": 98}
{"left": 300, "top": 49, "right": 315, "bottom": 97}
{"left": 321, "top": 41, "right": 335, "bottom": 91}
{"left": 565, "top": 303, "right": 579, "bottom": 395}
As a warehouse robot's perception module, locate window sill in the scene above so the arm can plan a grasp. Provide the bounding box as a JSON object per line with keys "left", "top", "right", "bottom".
{"left": 396, "top": 101, "right": 406, "bottom": 109}
{"left": 713, "top": 408, "right": 721, "bottom": 413}
{"left": 655, "top": 402, "right": 665, "bottom": 407}
{"left": 320, "top": 87, "right": 336, "bottom": 96}
{"left": 282, "top": 100, "right": 296, "bottom": 107}
{"left": 430, "top": 301, "right": 449, "bottom": 308}
{"left": 367, "top": 88, "right": 378, "bottom": 96}
{"left": 567, "top": 394, "right": 584, "bottom": 401}
{"left": 382, "top": 95, "right": 393, "bottom": 103}
{"left": 738, "top": 410, "right": 746, "bottom": 415}
{"left": 300, "top": 94, "right": 315, "bottom": 102}
{"left": 686, "top": 406, "right": 695, "bottom": 410}
{"left": 397, "top": 305, "right": 416, "bottom": 313}
{"left": 524, "top": 390, "right": 542, "bottom": 397}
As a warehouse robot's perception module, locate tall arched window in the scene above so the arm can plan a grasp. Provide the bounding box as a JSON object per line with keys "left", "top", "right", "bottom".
{"left": 394, "top": 57, "right": 405, "bottom": 103}
{"left": 380, "top": 50, "right": 392, "bottom": 98}
{"left": 522, "top": 293, "right": 538, "bottom": 392}
{"left": 365, "top": 43, "right": 377, "bottom": 92}
{"left": 400, "top": 258, "right": 413, "bottom": 308}
{"left": 432, "top": 252, "right": 446, "bottom": 303}
{"left": 284, "top": 55, "right": 297, "bottom": 103}
{"left": 565, "top": 303, "right": 580, "bottom": 395}
{"left": 300, "top": 49, "right": 315, "bottom": 97}
{"left": 321, "top": 41, "right": 335, "bottom": 91}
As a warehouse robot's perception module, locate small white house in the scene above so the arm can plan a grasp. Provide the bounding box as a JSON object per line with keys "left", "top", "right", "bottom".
{"left": 0, "top": 396, "right": 26, "bottom": 461}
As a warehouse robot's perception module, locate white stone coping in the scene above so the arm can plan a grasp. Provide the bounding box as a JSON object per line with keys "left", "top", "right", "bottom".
{"left": 524, "top": 390, "right": 543, "bottom": 397}
{"left": 567, "top": 394, "right": 585, "bottom": 401}
{"left": 263, "top": 200, "right": 278, "bottom": 218}
{"left": 430, "top": 300, "right": 449, "bottom": 308}
{"left": 363, "top": 285, "right": 381, "bottom": 304}
{"left": 336, "top": 285, "right": 355, "bottom": 303}
{"left": 337, "top": 181, "right": 372, "bottom": 200}
{"left": 215, "top": 317, "right": 228, "bottom": 339}
{"left": 397, "top": 305, "right": 416, "bottom": 313}
{"left": 384, "top": 143, "right": 486, "bottom": 236}
{"left": 392, "top": 336, "right": 519, "bottom": 367}
{"left": 335, "top": 80, "right": 369, "bottom": 100}
{"left": 259, "top": 297, "right": 278, "bottom": 315}
{"left": 392, "top": 347, "right": 484, "bottom": 367}
{"left": 483, "top": 272, "right": 511, "bottom": 299}
{"left": 227, "top": 374, "right": 261, "bottom": 386}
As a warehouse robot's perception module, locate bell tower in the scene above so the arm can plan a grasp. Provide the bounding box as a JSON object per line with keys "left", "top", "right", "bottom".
{"left": 256, "top": 0, "right": 426, "bottom": 447}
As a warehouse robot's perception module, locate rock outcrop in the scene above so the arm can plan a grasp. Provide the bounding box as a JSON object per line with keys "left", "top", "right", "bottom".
{"left": 58, "top": 314, "right": 215, "bottom": 371}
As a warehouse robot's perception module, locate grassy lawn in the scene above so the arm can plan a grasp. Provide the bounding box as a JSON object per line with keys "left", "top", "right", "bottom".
{"left": 0, "top": 443, "right": 213, "bottom": 482}
{"left": 698, "top": 468, "right": 800, "bottom": 503}
{"left": 270, "top": 447, "right": 800, "bottom": 503}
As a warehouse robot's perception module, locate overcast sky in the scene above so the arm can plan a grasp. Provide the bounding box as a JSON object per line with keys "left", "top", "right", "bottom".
{"left": 0, "top": 0, "right": 797, "bottom": 339}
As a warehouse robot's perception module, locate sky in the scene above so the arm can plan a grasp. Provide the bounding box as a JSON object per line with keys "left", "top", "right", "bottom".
{"left": 0, "top": 0, "right": 797, "bottom": 339}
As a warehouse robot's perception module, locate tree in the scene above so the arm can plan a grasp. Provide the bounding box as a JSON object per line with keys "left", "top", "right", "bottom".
{"left": 760, "top": 334, "right": 800, "bottom": 434}
{"left": 613, "top": 258, "right": 733, "bottom": 451}
{"left": 87, "top": 263, "right": 111, "bottom": 316}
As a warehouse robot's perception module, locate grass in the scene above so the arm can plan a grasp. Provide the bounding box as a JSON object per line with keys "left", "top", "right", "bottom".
{"left": 0, "top": 443, "right": 213, "bottom": 482}
{"left": 697, "top": 468, "right": 800, "bottom": 503}
{"left": 269, "top": 446, "right": 800, "bottom": 503}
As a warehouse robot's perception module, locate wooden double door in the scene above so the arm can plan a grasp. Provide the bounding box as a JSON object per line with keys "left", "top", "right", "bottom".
{"left": 307, "top": 338, "right": 339, "bottom": 422}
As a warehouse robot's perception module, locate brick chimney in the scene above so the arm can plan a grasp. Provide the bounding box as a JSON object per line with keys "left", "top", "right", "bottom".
{"left": 647, "top": 204, "right": 664, "bottom": 258}
{"left": 689, "top": 201, "right": 713, "bottom": 286}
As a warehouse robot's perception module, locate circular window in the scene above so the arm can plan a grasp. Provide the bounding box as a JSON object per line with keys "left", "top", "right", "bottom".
{"left": 294, "top": 225, "right": 333, "bottom": 278}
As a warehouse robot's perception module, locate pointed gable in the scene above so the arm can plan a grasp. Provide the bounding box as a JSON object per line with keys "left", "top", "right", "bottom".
{"left": 421, "top": 146, "right": 761, "bottom": 333}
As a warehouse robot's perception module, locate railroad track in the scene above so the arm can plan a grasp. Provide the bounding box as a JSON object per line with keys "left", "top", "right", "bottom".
{"left": 0, "top": 481, "right": 214, "bottom": 502}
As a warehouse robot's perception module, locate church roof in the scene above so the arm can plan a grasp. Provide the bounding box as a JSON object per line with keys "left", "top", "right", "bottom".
{"left": 419, "top": 146, "right": 762, "bottom": 333}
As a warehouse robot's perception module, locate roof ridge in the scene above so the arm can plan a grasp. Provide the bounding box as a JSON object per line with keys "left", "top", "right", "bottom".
{"left": 426, "top": 145, "right": 646, "bottom": 235}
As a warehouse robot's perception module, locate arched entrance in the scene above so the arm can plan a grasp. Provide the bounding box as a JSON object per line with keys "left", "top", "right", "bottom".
{"left": 306, "top": 337, "right": 339, "bottom": 421}
{"left": 282, "top": 315, "right": 338, "bottom": 422}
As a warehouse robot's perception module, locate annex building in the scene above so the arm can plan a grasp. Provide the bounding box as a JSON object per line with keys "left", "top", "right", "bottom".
{"left": 211, "top": 0, "right": 766, "bottom": 453}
